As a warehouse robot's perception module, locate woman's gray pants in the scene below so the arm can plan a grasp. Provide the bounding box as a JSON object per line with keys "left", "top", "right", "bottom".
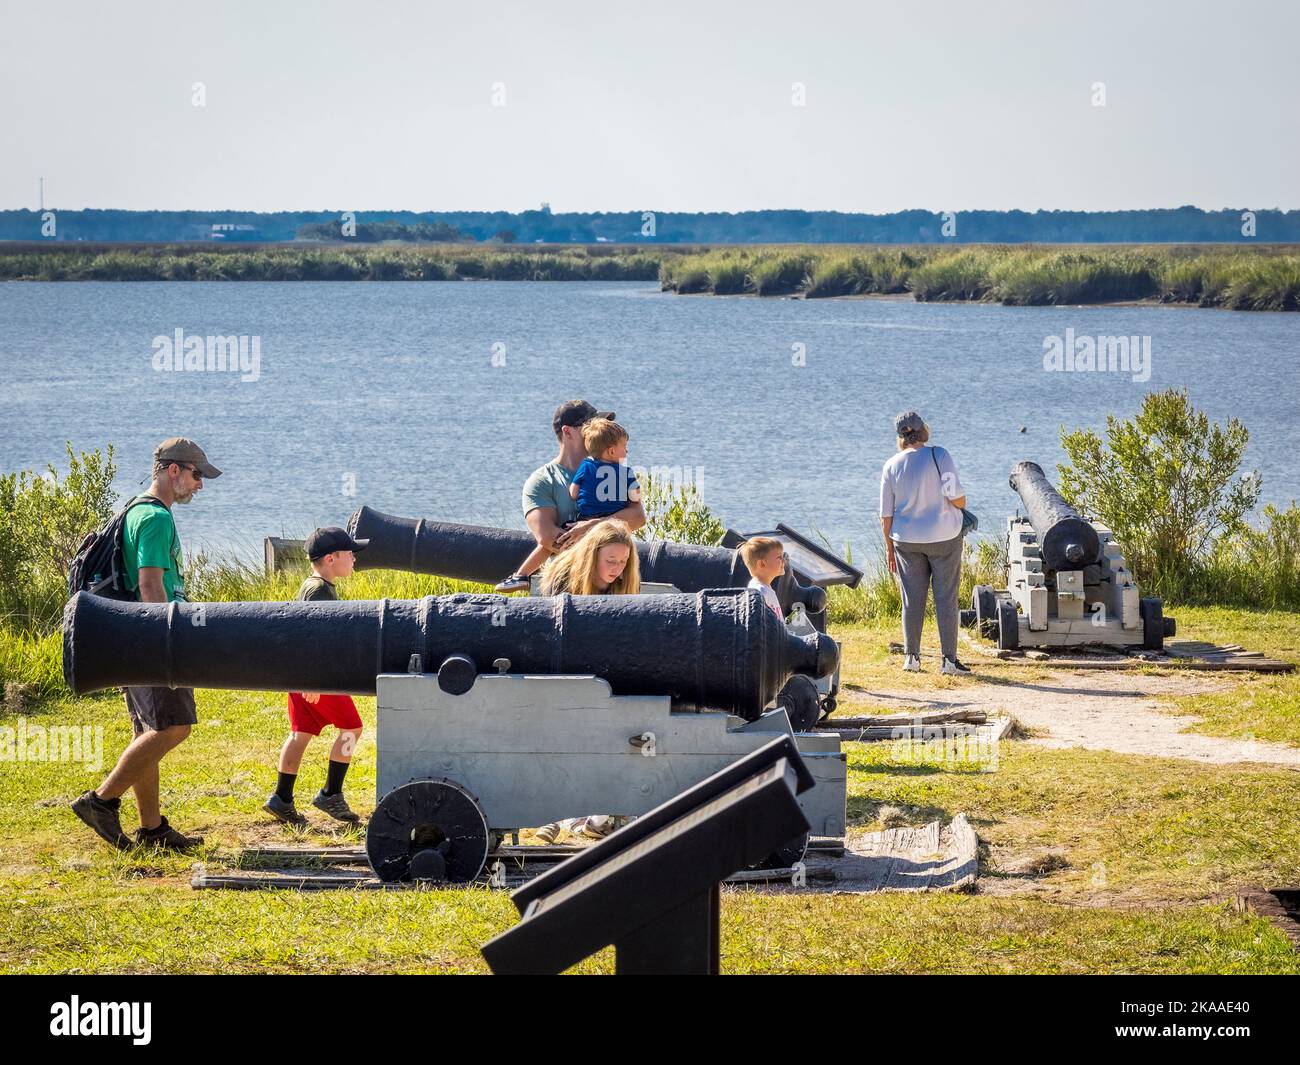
{"left": 894, "top": 533, "right": 963, "bottom": 660}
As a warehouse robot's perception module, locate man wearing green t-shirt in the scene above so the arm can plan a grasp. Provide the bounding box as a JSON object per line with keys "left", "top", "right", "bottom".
{"left": 72, "top": 437, "right": 221, "bottom": 853}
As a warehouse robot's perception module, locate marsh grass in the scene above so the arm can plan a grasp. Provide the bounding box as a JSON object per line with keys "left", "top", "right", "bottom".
{"left": 803, "top": 252, "right": 865, "bottom": 298}
{"left": 748, "top": 254, "right": 810, "bottom": 296}
{"left": 8, "top": 243, "right": 1297, "bottom": 309}
{"left": 907, "top": 249, "right": 1001, "bottom": 302}
{"left": 658, "top": 244, "right": 1300, "bottom": 309}
{"left": 0, "top": 245, "right": 664, "bottom": 284}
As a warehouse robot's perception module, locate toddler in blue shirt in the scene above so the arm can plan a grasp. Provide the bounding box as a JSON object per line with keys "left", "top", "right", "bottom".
{"left": 569, "top": 418, "right": 641, "bottom": 518}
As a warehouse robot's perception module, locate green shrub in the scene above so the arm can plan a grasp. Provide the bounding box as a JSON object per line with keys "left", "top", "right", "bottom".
{"left": 0, "top": 444, "right": 119, "bottom": 634}
{"left": 634, "top": 473, "right": 724, "bottom": 545}
{"left": 1058, "top": 389, "right": 1261, "bottom": 602}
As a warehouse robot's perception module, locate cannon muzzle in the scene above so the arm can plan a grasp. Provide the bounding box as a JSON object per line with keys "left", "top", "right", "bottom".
{"left": 1008, "top": 461, "right": 1101, "bottom": 572}
{"left": 346, "top": 505, "right": 826, "bottom": 610}
{"left": 62, "top": 589, "right": 838, "bottom": 720}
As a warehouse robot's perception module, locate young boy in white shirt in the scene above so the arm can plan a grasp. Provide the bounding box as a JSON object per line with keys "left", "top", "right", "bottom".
{"left": 740, "top": 537, "right": 787, "bottom": 621}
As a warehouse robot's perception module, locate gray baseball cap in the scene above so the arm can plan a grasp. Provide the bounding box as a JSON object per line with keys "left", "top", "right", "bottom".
{"left": 894, "top": 411, "right": 925, "bottom": 436}
{"left": 155, "top": 437, "right": 222, "bottom": 478}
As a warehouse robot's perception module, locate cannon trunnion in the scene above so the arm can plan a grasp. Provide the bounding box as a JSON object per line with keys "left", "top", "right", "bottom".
{"left": 969, "top": 462, "right": 1176, "bottom": 652}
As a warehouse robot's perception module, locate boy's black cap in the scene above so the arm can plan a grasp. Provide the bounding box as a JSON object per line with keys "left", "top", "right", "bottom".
{"left": 553, "top": 399, "right": 614, "bottom": 436}
{"left": 306, "top": 527, "right": 369, "bottom": 561}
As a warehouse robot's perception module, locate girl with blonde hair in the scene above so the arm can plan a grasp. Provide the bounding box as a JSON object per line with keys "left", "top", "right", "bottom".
{"left": 538, "top": 518, "right": 641, "bottom": 596}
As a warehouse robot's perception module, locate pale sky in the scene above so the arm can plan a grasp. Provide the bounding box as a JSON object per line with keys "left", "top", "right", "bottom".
{"left": 2, "top": 0, "right": 1297, "bottom": 214}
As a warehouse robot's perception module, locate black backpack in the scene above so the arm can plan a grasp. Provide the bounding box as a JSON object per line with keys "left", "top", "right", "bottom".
{"left": 67, "top": 495, "right": 167, "bottom": 600}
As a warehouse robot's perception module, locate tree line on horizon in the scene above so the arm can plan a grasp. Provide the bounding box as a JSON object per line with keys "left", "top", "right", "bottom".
{"left": 2, "top": 206, "right": 1298, "bottom": 245}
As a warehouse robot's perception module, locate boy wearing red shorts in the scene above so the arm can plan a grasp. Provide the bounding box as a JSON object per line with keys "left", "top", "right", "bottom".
{"left": 262, "top": 527, "right": 369, "bottom": 827}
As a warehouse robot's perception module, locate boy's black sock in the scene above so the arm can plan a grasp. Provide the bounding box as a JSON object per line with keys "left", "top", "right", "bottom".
{"left": 275, "top": 772, "right": 296, "bottom": 803}
{"left": 322, "top": 759, "right": 349, "bottom": 797}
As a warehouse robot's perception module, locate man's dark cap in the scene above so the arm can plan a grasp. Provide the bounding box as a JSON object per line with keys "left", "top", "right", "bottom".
{"left": 553, "top": 399, "right": 615, "bottom": 436}
{"left": 306, "top": 527, "right": 369, "bottom": 561}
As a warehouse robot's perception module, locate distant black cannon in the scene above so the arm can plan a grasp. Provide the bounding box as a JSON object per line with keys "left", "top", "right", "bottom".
{"left": 345, "top": 506, "right": 836, "bottom": 617}
{"left": 969, "top": 461, "right": 1174, "bottom": 652}
{"left": 1007, "top": 461, "right": 1101, "bottom": 573}
{"left": 62, "top": 588, "right": 838, "bottom": 720}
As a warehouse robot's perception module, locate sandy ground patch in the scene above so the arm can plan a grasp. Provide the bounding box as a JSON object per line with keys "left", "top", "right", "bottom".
{"left": 840, "top": 670, "right": 1300, "bottom": 767}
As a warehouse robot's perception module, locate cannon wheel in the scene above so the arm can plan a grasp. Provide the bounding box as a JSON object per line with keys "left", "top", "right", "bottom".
{"left": 366, "top": 778, "right": 491, "bottom": 884}
{"left": 1139, "top": 598, "right": 1166, "bottom": 651}
{"left": 972, "top": 585, "right": 998, "bottom": 639}
{"left": 777, "top": 675, "right": 821, "bottom": 732}
{"left": 996, "top": 600, "right": 1020, "bottom": 651}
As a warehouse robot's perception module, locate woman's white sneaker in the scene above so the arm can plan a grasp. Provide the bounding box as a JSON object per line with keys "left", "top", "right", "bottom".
{"left": 941, "top": 657, "right": 972, "bottom": 676}
{"left": 902, "top": 654, "right": 922, "bottom": 672}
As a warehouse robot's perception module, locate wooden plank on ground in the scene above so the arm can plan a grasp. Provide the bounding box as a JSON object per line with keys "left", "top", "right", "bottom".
{"left": 831, "top": 814, "right": 978, "bottom": 893}
{"left": 825, "top": 709, "right": 987, "bottom": 728}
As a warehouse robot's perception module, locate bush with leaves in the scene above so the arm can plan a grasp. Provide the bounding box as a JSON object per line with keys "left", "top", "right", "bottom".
{"left": 634, "top": 473, "right": 724, "bottom": 545}
{"left": 1057, "top": 389, "right": 1260, "bottom": 601}
{"left": 0, "top": 444, "right": 118, "bottom": 632}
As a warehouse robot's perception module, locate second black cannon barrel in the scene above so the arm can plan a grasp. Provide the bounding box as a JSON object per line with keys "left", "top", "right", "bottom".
{"left": 346, "top": 505, "right": 827, "bottom": 613}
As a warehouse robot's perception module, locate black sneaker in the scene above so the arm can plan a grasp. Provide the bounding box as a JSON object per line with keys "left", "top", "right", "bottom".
{"left": 135, "top": 816, "right": 204, "bottom": 853}
{"left": 312, "top": 789, "right": 361, "bottom": 823}
{"left": 71, "top": 790, "right": 133, "bottom": 850}
{"left": 493, "top": 573, "right": 531, "bottom": 593}
{"left": 263, "top": 793, "right": 308, "bottom": 827}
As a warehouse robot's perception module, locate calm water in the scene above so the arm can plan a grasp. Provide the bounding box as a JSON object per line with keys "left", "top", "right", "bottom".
{"left": 2, "top": 281, "right": 1297, "bottom": 563}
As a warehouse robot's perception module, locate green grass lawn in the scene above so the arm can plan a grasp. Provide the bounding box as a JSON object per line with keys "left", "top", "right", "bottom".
{"left": 2, "top": 609, "right": 1298, "bottom": 974}
{"left": 1154, "top": 607, "right": 1300, "bottom": 747}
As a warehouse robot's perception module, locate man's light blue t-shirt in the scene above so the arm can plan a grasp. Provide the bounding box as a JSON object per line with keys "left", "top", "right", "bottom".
{"left": 879, "top": 446, "right": 965, "bottom": 544}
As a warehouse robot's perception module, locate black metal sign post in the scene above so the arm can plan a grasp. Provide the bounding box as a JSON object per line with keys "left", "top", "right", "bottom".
{"left": 479, "top": 735, "right": 815, "bottom": 975}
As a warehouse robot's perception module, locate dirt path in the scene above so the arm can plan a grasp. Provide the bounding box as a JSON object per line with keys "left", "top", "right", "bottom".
{"left": 841, "top": 670, "right": 1300, "bottom": 767}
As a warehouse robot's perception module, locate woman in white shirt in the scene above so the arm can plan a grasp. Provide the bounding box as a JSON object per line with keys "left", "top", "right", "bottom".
{"left": 879, "top": 411, "right": 972, "bottom": 675}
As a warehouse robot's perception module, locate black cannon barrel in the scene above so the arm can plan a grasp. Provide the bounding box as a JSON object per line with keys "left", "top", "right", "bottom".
{"left": 1008, "top": 461, "right": 1101, "bottom": 571}
{"left": 346, "top": 505, "right": 826, "bottom": 612}
{"left": 62, "top": 589, "right": 838, "bottom": 720}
